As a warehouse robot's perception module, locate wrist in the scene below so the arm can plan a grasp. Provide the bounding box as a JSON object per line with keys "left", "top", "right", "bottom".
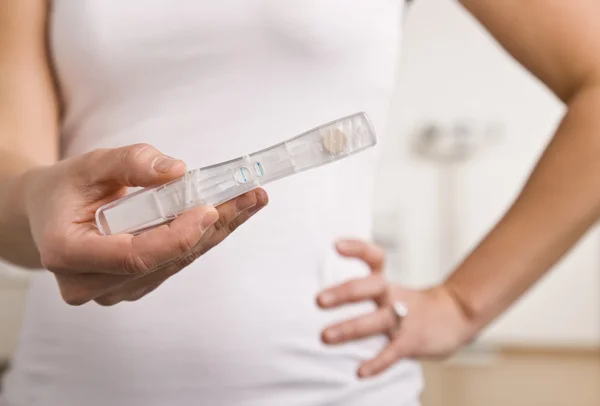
{"left": 434, "top": 283, "right": 482, "bottom": 344}
{"left": 20, "top": 166, "right": 50, "bottom": 220}
{"left": 0, "top": 172, "right": 31, "bottom": 230}
{"left": 0, "top": 167, "right": 49, "bottom": 268}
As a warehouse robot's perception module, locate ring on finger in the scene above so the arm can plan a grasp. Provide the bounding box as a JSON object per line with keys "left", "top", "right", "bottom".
{"left": 390, "top": 301, "right": 408, "bottom": 330}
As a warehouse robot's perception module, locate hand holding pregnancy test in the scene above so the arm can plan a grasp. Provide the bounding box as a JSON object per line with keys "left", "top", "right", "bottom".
{"left": 96, "top": 112, "right": 377, "bottom": 235}
{"left": 91, "top": 111, "right": 416, "bottom": 377}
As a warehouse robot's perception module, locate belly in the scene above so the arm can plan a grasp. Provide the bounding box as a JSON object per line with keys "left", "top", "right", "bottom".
{"left": 7, "top": 189, "right": 422, "bottom": 405}
{"left": 10, "top": 251, "right": 422, "bottom": 406}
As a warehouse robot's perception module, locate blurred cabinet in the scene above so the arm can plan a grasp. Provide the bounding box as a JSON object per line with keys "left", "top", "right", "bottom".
{"left": 420, "top": 351, "right": 600, "bottom": 406}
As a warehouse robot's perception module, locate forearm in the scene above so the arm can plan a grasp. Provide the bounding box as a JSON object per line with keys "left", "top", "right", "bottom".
{"left": 444, "top": 82, "right": 600, "bottom": 334}
{"left": 0, "top": 150, "right": 44, "bottom": 268}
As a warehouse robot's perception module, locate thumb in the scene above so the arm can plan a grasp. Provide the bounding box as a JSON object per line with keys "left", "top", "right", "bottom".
{"left": 79, "top": 143, "right": 186, "bottom": 188}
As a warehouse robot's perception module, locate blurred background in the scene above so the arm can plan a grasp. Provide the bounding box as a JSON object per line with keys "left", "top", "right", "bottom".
{"left": 372, "top": 0, "right": 600, "bottom": 405}
{"left": 1, "top": 0, "right": 599, "bottom": 405}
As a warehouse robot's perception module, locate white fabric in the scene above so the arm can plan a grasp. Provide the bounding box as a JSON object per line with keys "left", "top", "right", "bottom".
{"left": 1, "top": 1, "right": 423, "bottom": 405}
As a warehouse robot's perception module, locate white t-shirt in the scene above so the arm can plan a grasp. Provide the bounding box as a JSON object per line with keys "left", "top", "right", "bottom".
{"left": 1, "top": 1, "right": 423, "bottom": 405}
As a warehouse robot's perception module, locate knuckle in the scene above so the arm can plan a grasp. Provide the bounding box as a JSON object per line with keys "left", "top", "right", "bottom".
{"left": 372, "top": 244, "right": 385, "bottom": 260}
{"left": 192, "top": 243, "right": 211, "bottom": 259}
{"left": 121, "top": 143, "right": 156, "bottom": 183}
{"left": 368, "top": 246, "right": 386, "bottom": 269}
{"left": 174, "top": 251, "right": 198, "bottom": 269}
{"left": 75, "top": 149, "right": 109, "bottom": 184}
{"left": 382, "top": 349, "right": 397, "bottom": 366}
{"left": 345, "top": 281, "right": 362, "bottom": 300}
{"left": 123, "top": 252, "right": 154, "bottom": 275}
{"left": 169, "top": 227, "right": 196, "bottom": 256}
{"left": 212, "top": 214, "right": 230, "bottom": 232}
{"left": 124, "top": 143, "right": 154, "bottom": 163}
{"left": 226, "top": 218, "right": 243, "bottom": 233}
{"left": 372, "top": 275, "right": 387, "bottom": 293}
{"left": 171, "top": 229, "right": 217, "bottom": 269}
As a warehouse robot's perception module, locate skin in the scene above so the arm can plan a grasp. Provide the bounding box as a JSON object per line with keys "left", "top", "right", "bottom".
{"left": 0, "top": 0, "right": 268, "bottom": 306}
{"left": 317, "top": 0, "right": 600, "bottom": 378}
{"left": 1, "top": 0, "right": 599, "bottom": 383}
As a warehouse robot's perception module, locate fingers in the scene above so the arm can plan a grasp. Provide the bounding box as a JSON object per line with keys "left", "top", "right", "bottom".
{"left": 54, "top": 273, "right": 133, "bottom": 306}
{"left": 212, "top": 190, "right": 259, "bottom": 233}
{"left": 45, "top": 188, "right": 268, "bottom": 306}
{"left": 50, "top": 204, "right": 219, "bottom": 274}
{"left": 316, "top": 274, "right": 387, "bottom": 308}
{"left": 315, "top": 240, "right": 411, "bottom": 378}
{"left": 335, "top": 239, "right": 385, "bottom": 273}
{"left": 78, "top": 143, "right": 186, "bottom": 188}
{"left": 91, "top": 190, "right": 268, "bottom": 305}
{"left": 358, "top": 338, "right": 411, "bottom": 379}
{"left": 322, "top": 307, "right": 397, "bottom": 345}
{"left": 213, "top": 188, "right": 268, "bottom": 235}
{"left": 93, "top": 267, "right": 179, "bottom": 306}
{"left": 174, "top": 188, "right": 268, "bottom": 262}
{"left": 58, "top": 189, "right": 266, "bottom": 275}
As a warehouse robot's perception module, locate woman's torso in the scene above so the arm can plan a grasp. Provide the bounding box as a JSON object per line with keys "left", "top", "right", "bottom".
{"left": 1, "top": 1, "right": 422, "bottom": 405}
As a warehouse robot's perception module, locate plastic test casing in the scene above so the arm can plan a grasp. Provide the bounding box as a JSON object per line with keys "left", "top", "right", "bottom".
{"left": 95, "top": 112, "right": 377, "bottom": 235}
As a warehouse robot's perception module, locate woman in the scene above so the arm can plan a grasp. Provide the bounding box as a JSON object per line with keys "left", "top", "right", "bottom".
{"left": 0, "top": 0, "right": 599, "bottom": 405}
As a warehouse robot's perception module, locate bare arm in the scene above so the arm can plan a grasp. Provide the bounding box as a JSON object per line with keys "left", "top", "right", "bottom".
{"left": 0, "top": 0, "right": 60, "bottom": 267}
{"left": 0, "top": 0, "right": 269, "bottom": 308}
{"left": 316, "top": 0, "right": 600, "bottom": 377}
{"left": 446, "top": 0, "right": 600, "bottom": 332}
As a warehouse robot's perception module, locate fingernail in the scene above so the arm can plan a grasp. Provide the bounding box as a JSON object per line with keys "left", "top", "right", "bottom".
{"left": 325, "top": 329, "right": 340, "bottom": 342}
{"left": 336, "top": 240, "right": 357, "bottom": 251}
{"left": 318, "top": 292, "right": 335, "bottom": 307}
{"left": 200, "top": 210, "right": 219, "bottom": 231}
{"left": 358, "top": 367, "right": 371, "bottom": 378}
{"left": 153, "top": 156, "right": 180, "bottom": 173}
{"left": 235, "top": 194, "right": 256, "bottom": 211}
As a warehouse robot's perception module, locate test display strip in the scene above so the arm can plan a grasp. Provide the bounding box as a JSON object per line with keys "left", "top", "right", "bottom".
{"left": 95, "top": 112, "right": 377, "bottom": 235}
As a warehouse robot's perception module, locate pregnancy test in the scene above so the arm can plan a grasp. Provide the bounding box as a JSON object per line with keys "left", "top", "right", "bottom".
{"left": 95, "top": 112, "right": 377, "bottom": 235}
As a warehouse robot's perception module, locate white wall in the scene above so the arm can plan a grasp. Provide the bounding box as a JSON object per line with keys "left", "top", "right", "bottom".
{"left": 375, "top": 0, "right": 600, "bottom": 346}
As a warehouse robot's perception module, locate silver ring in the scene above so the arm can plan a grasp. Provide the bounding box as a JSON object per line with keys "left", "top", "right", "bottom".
{"left": 391, "top": 301, "right": 408, "bottom": 329}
